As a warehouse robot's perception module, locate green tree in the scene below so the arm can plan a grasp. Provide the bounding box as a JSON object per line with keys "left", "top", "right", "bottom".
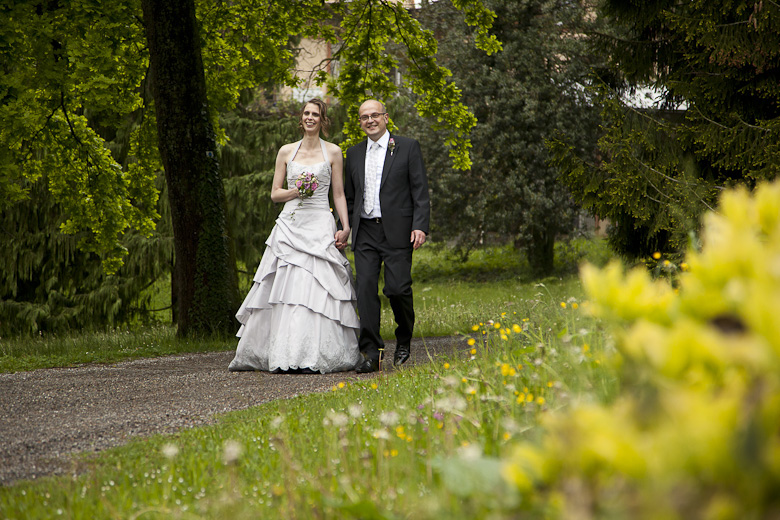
{"left": 552, "top": 0, "right": 780, "bottom": 260}
{"left": 1, "top": 0, "right": 500, "bottom": 336}
{"left": 408, "top": 0, "right": 602, "bottom": 275}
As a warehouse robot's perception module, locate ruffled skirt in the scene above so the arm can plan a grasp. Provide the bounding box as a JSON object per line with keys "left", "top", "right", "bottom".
{"left": 228, "top": 205, "right": 360, "bottom": 373}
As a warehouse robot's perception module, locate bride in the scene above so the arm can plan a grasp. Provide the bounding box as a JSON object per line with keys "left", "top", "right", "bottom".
{"left": 228, "top": 99, "right": 361, "bottom": 374}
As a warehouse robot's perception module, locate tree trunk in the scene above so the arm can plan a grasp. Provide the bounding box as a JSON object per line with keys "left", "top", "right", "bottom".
{"left": 141, "top": 0, "right": 238, "bottom": 336}
{"left": 527, "top": 227, "right": 555, "bottom": 277}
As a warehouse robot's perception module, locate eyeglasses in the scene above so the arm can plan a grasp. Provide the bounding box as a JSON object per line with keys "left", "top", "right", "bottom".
{"left": 358, "top": 112, "right": 386, "bottom": 122}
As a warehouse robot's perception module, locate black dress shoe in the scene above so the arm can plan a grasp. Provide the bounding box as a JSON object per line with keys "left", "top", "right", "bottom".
{"left": 394, "top": 344, "right": 411, "bottom": 367}
{"left": 355, "top": 357, "right": 380, "bottom": 373}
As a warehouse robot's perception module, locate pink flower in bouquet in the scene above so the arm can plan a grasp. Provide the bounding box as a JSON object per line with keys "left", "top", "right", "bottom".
{"left": 290, "top": 171, "right": 319, "bottom": 219}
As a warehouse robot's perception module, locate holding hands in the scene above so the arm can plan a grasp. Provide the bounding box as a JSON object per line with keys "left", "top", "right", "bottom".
{"left": 335, "top": 228, "right": 350, "bottom": 250}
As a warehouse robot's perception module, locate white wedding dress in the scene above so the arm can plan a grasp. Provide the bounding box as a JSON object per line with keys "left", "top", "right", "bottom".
{"left": 228, "top": 139, "right": 361, "bottom": 373}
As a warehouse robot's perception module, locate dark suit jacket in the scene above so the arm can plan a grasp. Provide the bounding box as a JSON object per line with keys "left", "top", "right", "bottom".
{"left": 344, "top": 134, "right": 430, "bottom": 249}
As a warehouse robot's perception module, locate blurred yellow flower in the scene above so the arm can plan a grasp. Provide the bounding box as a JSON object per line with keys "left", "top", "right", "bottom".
{"left": 472, "top": 325, "right": 480, "bottom": 331}
{"left": 503, "top": 432, "right": 512, "bottom": 441}
{"left": 444, "top": 363, "right": 450, "bottom": 369}
{"left": 652, "top": 251, "right": 661, "bottom": 259}
{"left": 371, "top": 383, "right": 378, "bottom": 390}
{"left": 467, "top": 338, "right": 476, "bottom": 346}
{"left": 513, "top": 324, "right": 522, "bottom": 333}
{"left": 470, "top": 348, "right": 477, "bottom": 355}
{"left": 501, "top": 334, "right": 508, "bottom": 341}
{"left": 560, "top": 302, "right": 567, "bottom": 308}
{"left": 337, "top": 382, "right": 346, "bottom": 389}
{"left": 494, "top": 322, "right": 502, "bottom": 329}
{"left": 572, "top": 302, "right": 579, "bottom": 310}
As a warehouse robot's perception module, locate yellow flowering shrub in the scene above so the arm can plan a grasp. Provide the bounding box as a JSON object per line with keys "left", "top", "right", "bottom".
{"left": 502, "top": 181, "right": 780, "bottom": 518}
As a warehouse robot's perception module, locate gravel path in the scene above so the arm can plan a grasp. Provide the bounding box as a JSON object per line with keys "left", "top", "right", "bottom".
{"left": 0, "top": 336, "right": 462, "bottom": 486}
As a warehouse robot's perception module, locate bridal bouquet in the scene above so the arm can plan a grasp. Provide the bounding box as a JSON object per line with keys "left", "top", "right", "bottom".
{"left": 291, "top": 171, "right": 319, "bottom": 219}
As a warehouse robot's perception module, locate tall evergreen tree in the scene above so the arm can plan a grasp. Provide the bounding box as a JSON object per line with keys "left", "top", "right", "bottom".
{"left": 552, "top": 0, "right": 780, "bottom": 259}
{"left": 410, "top": 0, "right": 602, "bottom": 275}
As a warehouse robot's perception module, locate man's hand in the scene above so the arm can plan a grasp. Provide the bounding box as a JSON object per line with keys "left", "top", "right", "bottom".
{"left": 410, "top": 229, "right": 427, "bottom": 250}
{"left": 335, "top": 229, "right": 350, "bottom": 250}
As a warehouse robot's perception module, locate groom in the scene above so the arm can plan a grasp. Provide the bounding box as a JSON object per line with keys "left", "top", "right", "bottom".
{"left": 341, "top": 99, "right": 430, "bottom": 373}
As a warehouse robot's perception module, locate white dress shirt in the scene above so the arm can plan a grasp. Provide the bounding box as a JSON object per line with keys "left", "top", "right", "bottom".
{"left": 362, "top": 131, "right": 390, "bottom": 219}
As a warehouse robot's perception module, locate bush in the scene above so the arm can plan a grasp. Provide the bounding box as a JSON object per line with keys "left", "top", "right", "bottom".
{"left": 501, "top": 180, "right": 780, "bottom": 517}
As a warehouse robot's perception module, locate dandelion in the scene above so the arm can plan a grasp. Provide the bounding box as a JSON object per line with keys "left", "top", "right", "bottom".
{"left": 337, "top": 382, "right": 346, "bottom": 389}
{"left": 222, "top": 440, "right": 243, "bottom": 465}
{"left": 582, "top": 344, "right": 590, "bottom": 353}
{"left": 652, "top": 252, "right": 661, "bottom": 259}
{"left": 681, "top": 262, "right": 689, "bottom": 271}
{"left": 536, "top": 397, "right": 546, "bottom": 405}
{"left": 348, "top": 404, "right": 363, "bottom": 418}
{"left": 371, "top": 383, "right": 378, "bottom": 390}
{"left": 442, "top": 375, "right": 459, "bottom": 387}
{"left": 663, "top": 260, "right": 671, "bottom": 267}
{"left": 560, "top": 302, "right": 567, "bottom": 309}
{"left": 512, "top": 324, "right": 522, "bottom": 333}
{"left": 327, "top": 411, "right": 349, "bottom": 428}
{"left": 466, "top": 386, "right": 477, "bottom": 395}
{"left": 470, "top": 348, "right": 477, "bottom": 355}
{"left": 494, "top": 322, "right": 502, "bottom": 329}
{"left": 547, "top": 381, "right": 555, "bottom": 388}
{"left": 380, "top": 411, "right": 400, "bottom": 427}
{"left": 501, "top": 334, "right": 508, "bottom": 341}
{"left": 161, "top": 443, "right": 179, "bottom": 459}
{"left": 471, "top": 325, "right": 479, "bottom": 331}
{"left": 467, "top": 338, "right": 476, "bottom": 347}
{"left": 503, "top": 432, "right": 511, "bottom": 441}
{"left": 391, "top": 449, "right": 399, "bottom": 457}
{"left": 443, "top": 363, "right": 450, "bottom": 369}
{"left": 572, "top": 302, "right": 579, "bottom": 310}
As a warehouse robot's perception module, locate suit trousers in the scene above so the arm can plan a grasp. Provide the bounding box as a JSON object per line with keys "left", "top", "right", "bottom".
{"left": 353, "top": 218, "right": 414, "bottom": 362}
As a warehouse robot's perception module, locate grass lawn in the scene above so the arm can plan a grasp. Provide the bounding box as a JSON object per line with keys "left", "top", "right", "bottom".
{"left": 0, "top": 239, "right": 608, "bottom": 373}
{"left": 0, "top": 238, "right": 617, "bottom": 518}
{"left": 0, "top": 276, "right": 613, "bottom": 519}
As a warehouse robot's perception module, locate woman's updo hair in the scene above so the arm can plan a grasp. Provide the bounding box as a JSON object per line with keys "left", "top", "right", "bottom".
{"left": 298, "top": 98, "right": 331, "bottom": 137}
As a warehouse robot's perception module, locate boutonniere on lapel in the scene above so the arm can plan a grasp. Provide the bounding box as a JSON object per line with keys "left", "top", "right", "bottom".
{"left": 388, "top": 137, "right": 396, "bottom": 156}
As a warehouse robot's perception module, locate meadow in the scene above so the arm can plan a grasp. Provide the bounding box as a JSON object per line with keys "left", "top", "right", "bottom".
{"left": 0, "top": 237, "right": 613, "bottom": 519}
{"left": 5, "top": 177, "right": 778, "bottom": 520}
{"left": 0, "top": 237, "right": 610, "bottom": 373}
